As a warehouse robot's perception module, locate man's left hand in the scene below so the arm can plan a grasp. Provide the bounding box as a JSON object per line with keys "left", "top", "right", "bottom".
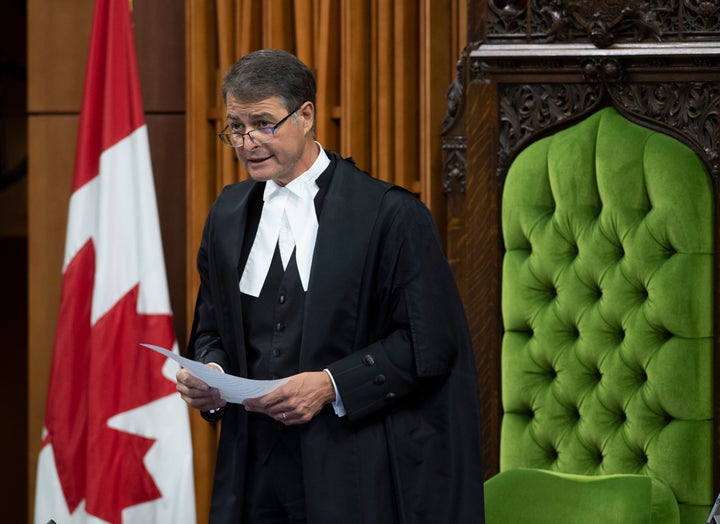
{"left": 243, "top": 371, "right": 336, "bottom": 425}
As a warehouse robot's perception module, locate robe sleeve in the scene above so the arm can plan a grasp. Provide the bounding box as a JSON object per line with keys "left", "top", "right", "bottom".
{"left": 327, "top": 190, "right": 467, "bottom": 422}
{"left": 187, "top": 207, "right": 231, "bottom": 372}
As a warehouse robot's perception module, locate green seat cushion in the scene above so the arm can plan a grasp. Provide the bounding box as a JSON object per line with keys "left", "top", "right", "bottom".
{"left": 485, "top": 468, "right": 680, "bottom": 524}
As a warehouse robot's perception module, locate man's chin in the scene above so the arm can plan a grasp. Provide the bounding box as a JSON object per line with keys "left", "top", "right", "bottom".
{"left": 245, "top": 162, "right": 276, "bottom": 182}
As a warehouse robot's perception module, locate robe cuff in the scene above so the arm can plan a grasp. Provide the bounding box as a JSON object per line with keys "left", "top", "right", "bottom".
{"left": 323, "top": 369, "right": 346, "bottom": 417}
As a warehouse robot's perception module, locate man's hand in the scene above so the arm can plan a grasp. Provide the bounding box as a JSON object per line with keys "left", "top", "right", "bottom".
{"left": 243, "top": 371, "right": 336, "bottom": 425}
{"left": 176, "top": 365, "right": 226, "bottom": 412}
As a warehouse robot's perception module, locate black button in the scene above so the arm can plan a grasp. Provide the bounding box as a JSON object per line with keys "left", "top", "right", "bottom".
{"left": 279, "top": 294, "right": 286, "bottom": 304}
{"left": 275, "top": 322, "right": 284, "bottom": 332}
{"left": 384, "top": 392, "right": 396, "bottom": 401}
{"left": 362, "top": 354, "right": 375, "bottom": 366}
{"left": 374, "top": 374, "right": 386, "bottom": 385}
{"left": 271, "top": 348, "right": 281, "bottom": 358}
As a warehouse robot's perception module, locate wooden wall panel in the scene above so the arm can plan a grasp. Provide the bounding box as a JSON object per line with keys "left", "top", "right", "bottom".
{"left": 185, "top": 2, "right": 221, "bottom": 520}
{"left": 27, "top": 114, "right": 78, "bottom": 520}
{"left": 393, "top": 2, "right": 419, "bottom": 193}
{"left": 341, "top": 1, "right": 372, "bottom": 172}
{"left": 27, "top": 0, "right": 92, "bottom": 112}
{"left": 419, "top": 0, "right": 457, "bottom": 241}
{"left": 146, "top": 114, "right": 188, "bottom": 346}
{"left": 293, "top": 0, "right": 316, "bottom": 64}
{"left": 134, "top": 0, "right": 187, "bottom": 112}
{"left": 315, "top": 0, "right": 341, "bottom": 152}
{"left": 263, "top": 0, "right": 295, "bottom": 49}
{"left": 371, "top": 0, "right": 393, "bottom": 184}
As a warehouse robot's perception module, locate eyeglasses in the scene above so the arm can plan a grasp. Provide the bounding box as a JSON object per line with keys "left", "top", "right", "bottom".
{"left": 218, "top": 104, "right": 303, "bottom": 148}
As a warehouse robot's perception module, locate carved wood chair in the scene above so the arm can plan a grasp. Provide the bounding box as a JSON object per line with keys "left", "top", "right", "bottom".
{"left": 442, "top": 2, "right": 720, "bottom": 522}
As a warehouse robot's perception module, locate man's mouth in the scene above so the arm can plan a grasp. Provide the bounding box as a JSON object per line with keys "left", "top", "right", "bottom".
{"left": 247, "top": 155, "right": 272, "bottom": 165}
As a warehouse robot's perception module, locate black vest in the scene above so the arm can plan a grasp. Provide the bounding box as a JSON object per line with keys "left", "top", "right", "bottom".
{"left": 241, "top": 246, "right": 305, "bottom": 380}
{"left": 237, "top": 157, "right": 335, "bottom": 379}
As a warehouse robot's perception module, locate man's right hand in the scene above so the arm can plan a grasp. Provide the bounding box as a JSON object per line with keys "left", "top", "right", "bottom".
{"left": 176, "top": 365, "right": 226, "bottom": 412}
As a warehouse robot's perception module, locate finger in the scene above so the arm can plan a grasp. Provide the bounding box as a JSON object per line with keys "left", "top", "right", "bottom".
{"left": 177, "top": 370, "right": 212, "bottom": 392}
{"left": 244, "top": 389, "right": 285, "bottom": 410}
{"left": 180, "top": 390, "right": 225, "bottom": 411}
{"left": 267, "top": 408, "right": 290, "bottom": 425}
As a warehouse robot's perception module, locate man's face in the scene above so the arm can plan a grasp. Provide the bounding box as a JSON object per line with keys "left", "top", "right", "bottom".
{"left": 224, "top": 94, "right": 314, "bottom": 186}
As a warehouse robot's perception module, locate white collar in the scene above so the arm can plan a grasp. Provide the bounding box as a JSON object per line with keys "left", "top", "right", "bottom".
{"left": 239, "top": 145, "right": 330, "bottom": 297}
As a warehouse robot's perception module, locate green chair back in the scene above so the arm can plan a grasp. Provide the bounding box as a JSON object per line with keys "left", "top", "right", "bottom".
{"left": 501, "top": 107, "right": 714, "bottom": 523}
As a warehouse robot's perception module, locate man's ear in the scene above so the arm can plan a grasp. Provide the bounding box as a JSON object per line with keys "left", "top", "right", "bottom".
{"left": 300, "top": 101, "right": 315, "bottom": 133}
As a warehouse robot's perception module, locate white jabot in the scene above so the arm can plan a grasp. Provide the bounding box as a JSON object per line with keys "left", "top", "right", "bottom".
{"left": 239, "top": 145, "right": 330, "bottom": 297}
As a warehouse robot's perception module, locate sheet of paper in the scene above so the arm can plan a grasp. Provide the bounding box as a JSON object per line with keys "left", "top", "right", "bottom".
{"left": 141, "top": 343, "right": 288, "bottom": 404}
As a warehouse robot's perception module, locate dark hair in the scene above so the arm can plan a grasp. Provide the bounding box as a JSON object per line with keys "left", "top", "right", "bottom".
{"left": 222, "top": 49, "right": 316, "bottom": 112}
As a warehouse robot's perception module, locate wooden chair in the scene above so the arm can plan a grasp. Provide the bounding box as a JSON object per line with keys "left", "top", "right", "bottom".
{"left": 441, "top": 1, "right": 720, "bottom": 522}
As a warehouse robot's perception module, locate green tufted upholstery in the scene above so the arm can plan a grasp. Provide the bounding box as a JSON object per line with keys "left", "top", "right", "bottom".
{"left": 499, "top": 107, "right": 714, "bottom": 523}
{"left": 485, "top": 468, "right": 680, "bottom": 523}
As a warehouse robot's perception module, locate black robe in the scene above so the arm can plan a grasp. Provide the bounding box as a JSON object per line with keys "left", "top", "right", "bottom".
{"left": 188, "top": 152, "right": 484, "bottom": 523}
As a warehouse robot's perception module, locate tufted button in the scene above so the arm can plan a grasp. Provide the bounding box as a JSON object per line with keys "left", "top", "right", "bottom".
{"left": 570, "top": 407, "right": 581, "bottom": 422}
{"left": 594, "top": 450, "right": 604, "bottom": 465}
{"left": 374, "top": 374, "right": 386, "bottom": 385}
{"left": 384, "top": 392, "right": 396, "bottom": 402}
{"left": 616, "top": 328, "right": 625, "bottom": 342}
{"left": 362, "top": 354, "right": 375, "bottom": 366}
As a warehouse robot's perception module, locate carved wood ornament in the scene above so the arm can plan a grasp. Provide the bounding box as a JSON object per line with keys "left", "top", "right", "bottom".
{"left": 442, "top": 1, "right": 720, "bottom": 196}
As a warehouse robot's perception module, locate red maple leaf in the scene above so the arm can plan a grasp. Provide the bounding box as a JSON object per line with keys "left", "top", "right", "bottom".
{"left": 44, "top": 239, "right": 177, "bottom": 523}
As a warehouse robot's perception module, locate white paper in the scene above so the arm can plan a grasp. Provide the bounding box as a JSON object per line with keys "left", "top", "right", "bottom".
{"left": 141, "top": 343, "right": 288, "bottom": 404}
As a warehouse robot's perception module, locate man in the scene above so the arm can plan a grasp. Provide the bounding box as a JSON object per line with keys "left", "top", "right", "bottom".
{"left": 177, "top": 49, "right": 484, "bottom": 524}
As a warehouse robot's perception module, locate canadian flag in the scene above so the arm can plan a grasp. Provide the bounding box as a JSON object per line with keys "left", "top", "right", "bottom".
{"left": 33, "top": 0, "right": 195, "bottom": 523}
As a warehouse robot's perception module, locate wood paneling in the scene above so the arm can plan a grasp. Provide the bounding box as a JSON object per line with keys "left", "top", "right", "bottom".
{"left": 27, "top": 114, "right": 77, "bottom": 519}
{"left": 146, "top": 114, "right": 188, "bottom": 346}
{"left": 185, "top": 2, "right": 221, "bottom": 520}
{"left": 134, "top": 0, "right": 186, "bottom": 111}
{"left": 27, "top": 0, "right": 93, "bottom": 112}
